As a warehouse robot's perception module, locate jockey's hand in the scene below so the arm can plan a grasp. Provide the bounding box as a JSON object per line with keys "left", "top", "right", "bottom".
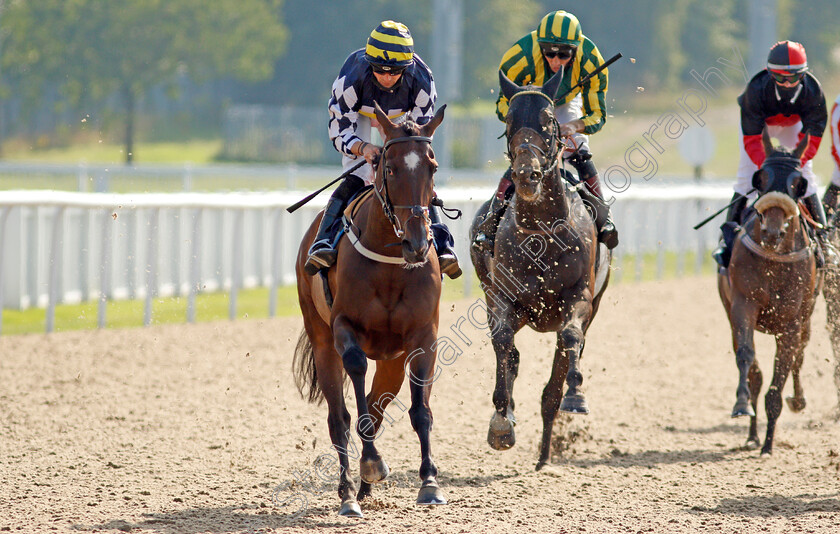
{"left": 558, "top": 119, "right": 585, "bottom": 138}
{"left": 361, "top": 142, "right": 382, "bottom": 166}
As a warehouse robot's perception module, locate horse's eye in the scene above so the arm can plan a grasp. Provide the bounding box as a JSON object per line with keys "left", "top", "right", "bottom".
{"left": 386, "top": 166, "right": 394, "bottom": 176}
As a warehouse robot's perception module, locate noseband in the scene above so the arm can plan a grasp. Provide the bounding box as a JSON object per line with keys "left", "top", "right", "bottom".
{"left": 374, "top": 135, "right": 433, "bottom": 239}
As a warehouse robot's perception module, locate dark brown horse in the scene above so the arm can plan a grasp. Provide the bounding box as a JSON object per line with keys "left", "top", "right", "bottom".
{"left": 469, "top": 69, "right": 611, "bottom": 470}
{"left": 294, "top": 103, "right": 447, "bottom": 517}
{"left": 717, "top": 130, "right": 821, "bottom": 455}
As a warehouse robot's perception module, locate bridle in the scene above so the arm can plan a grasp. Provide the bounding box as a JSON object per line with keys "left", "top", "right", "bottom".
{"left": 504, "top": 90, "right": 562, "bottom": 175}
{"left": 373, "top": 135, "right": 434, "bottom": 239}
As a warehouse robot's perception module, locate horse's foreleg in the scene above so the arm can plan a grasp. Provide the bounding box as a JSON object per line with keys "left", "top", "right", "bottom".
{"left": 745, "top": 361, "right": 762, "bottom": 449}
{"left": 559, "top": 297, "right": 593, "bottom": 415}
{"left": 332, "top": 316, "right": 385, "bottom": 487}
{"left": 405, "top": 332, "right": 447, "bottom": 506}
{"left": 785, "top": 337, "right": 807, "bottom": 413}
{"left": 536, "top": 334, "right": 572, "bottom": 470}
{"left": 356, "top": 359, "right": 406, "bottom": 501}
{"left": 762, "top": 328, "right": 798, "bottom": 455}
{"left": 488, "top": 313, "right": 521, "bottom": 451}
{"left": 730, "top": 296, "right": 758, "bottom": 418}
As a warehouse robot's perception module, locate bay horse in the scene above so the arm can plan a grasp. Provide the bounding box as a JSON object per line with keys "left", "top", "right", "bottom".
{"left": 293, "top": 103, "right": 447, "bottom": 517}
{"left": 469, "top": 69, "right": 611, "bottom": 470}
{"left": 717, "top": 130, "right": 821, "bottom": 455}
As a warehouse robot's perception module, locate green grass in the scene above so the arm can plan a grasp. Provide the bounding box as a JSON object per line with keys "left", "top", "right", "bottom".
{"left": 0, "top": 286, "right": 302, "bottom": 336}
{"left": 1, "top": 139, "right": 223, "bottom": 166}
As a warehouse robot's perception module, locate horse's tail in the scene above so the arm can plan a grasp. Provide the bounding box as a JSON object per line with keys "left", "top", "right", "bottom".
{"left": 293, "top": 328, "right": 324, "bottom": 404}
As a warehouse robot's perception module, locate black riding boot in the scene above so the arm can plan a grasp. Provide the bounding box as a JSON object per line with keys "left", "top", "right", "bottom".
{"left": 429, "top": 201, "right": 462, "bottom": 279}
{"left": 712, "top": 193, "right": 747, "bottom": 268}
{"left": 570, "top": 154, "right": 618, "bottom": 249}
{"left": 823, "top": 183, "right": 840, "bottom": 225}
{"left": 472, "top": 168, "right": 514, "bottom": 256}
{"left": 803, "top": 193, "right": 839, "bottom": 269}
{"left": 304, "top": 174, "right": 365, "bottom": 275}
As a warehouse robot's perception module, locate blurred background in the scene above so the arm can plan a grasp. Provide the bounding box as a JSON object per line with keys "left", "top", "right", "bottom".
{"left": 0, "top": 0, "right": 837, "bottom": 183}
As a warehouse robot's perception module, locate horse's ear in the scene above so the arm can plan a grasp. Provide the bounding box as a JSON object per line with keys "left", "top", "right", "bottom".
{"left": 541, "top": 67, "right": 564, "bottom": 101}
{"left": 374, "top": 101, "right": 397, "bottom": 138}
{"left": 499, "top": 69, "right": 521, "bottom": 100}
{"left": 761, "top": 128, "right": 774, "bottom": 156}
{"left": 752, "top": 169, "right": 769, "bottom": 192}
{"left": 793, "top": 133, "right": 810, "bottom": 160}
{"left": 420, "top": 104, "right": 446, "bottom": 138}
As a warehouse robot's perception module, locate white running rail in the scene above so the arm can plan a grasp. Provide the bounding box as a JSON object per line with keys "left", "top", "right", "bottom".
{"left": 0, "top": 185, "right": 732, "bottom": 334}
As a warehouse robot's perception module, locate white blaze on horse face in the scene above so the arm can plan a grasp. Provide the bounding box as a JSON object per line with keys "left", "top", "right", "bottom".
{"left": 403, "top": 150, "right": 421, "bottom": 171}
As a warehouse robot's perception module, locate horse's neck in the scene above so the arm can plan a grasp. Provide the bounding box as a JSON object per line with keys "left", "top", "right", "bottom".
{"left": 354, "top": 196, "right": 402, "bottom": 255}
{"left": 513, "top": 166, "right": 570, "bottom": 230}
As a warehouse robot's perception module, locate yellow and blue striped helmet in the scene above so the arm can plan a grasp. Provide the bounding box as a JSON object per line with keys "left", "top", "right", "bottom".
{"left": 365, "top": 20, "right": 414, "bottom": 69}
{"left": 537, "top": 11, "right": 583, "bottom": 46}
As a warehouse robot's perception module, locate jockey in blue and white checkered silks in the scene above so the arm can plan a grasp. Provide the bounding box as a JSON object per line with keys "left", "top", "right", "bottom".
{"left": 304, "top": 20, "right": 461, "bottom": 279}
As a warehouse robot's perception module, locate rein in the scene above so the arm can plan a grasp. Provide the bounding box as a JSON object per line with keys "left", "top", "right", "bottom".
{"left": 739, "top": 232, "right": 812, "bottom": 263}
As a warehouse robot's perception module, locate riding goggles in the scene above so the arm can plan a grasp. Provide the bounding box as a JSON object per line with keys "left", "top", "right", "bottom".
{"left": 541, "top": 45, "right": 576, "bottom": 60}
{"left": 768, "top": 70, "right": 803, "bottom": 84}
{"left": 372, "top": 65, "right": 406, "bottom": 76}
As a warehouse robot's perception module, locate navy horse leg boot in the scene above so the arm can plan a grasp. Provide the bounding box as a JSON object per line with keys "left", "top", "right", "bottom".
{"left": 304, "top": 174, "right": 365, "bottom": 275}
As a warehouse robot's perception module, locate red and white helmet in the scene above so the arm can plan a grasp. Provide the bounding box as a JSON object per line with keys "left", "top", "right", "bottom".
{"left": 766, "top": 40, "right": 808, "bottom": 75}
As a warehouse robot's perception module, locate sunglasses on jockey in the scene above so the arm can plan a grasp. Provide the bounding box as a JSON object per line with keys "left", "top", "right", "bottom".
{"left": 371, "top": 64, "right": 406, "bottom": 76}
{"left": 768, "top": 70, "right": 804, "bottom": 84}
{"left": 541, "top": 44, "right": 577, "bottom": 60}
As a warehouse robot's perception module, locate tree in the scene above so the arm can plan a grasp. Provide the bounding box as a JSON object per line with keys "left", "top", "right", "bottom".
{"left": 1, "top": 0, "right": 287, "bottom": 163}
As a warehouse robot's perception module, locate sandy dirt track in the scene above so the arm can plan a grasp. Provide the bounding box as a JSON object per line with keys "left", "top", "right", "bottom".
{"left": 1, "top": 276, "right": 840, "bottom": 533}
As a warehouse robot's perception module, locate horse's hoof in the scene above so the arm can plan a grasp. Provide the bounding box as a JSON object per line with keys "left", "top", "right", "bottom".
{"left": 535, "top": 460, "right": 547, "bottom": 471}
{"left": 487, "top": 412, "right": 516, "bottom": 450}
{"left": 360, "top": 458, "right": 389, "bottom": 484}
{"left": 560, "top": 393, "right": 589, "bottom": 415}
{"left": 744, "top": 438, "right": 761, "bottom": 450}
{"left": 338, "top": 499, "right": 363, "bottom": 518}
{"left": 416, "top": 481, "right": 447, "bottom": 505}
{"left": 759, "top": 447, "right": 773, "bottom": 458}
{"left": 731, "top": 402, "right": 755, "bottom": 418}
{"left": 785, "top": 395, "right": 806, "bottom": 413}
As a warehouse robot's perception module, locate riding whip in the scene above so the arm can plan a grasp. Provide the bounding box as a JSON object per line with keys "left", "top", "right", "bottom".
{"left": 554, "top": 53, "right": 623, "bottom": 103}
{"left": 286, "top": 160, "right": 367, "bottom": 213}
{"left": 693, "top": 188, "right": 755, "bottom": 230}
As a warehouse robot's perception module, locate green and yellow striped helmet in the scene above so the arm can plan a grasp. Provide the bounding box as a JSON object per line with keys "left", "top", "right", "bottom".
{"left": 365, "top": 20, "right": 414, "bottom": 69}
{"left": 536, "top": 11, "right": 583, "bottom": 46}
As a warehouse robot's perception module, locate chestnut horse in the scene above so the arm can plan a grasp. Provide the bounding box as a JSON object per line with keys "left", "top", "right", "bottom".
{"left": 469, "top": 69, "right": 611, "bottom": 470}
{"left": 718, "top": 130, "right": 821, "bottom": 455}
{"left": 293, "top": 103, "right": 446, "bottom": 517}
